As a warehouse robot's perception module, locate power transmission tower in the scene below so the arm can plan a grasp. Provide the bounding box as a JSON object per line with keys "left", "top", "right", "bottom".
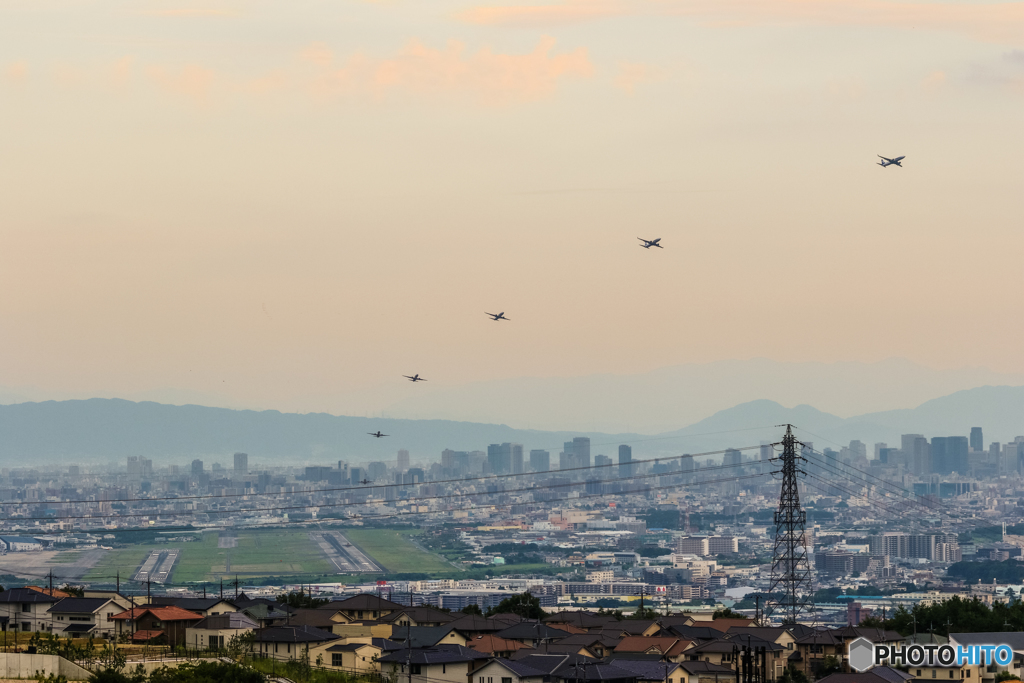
{"left": 766, "top": 424, "right": 812, "bottom": 624}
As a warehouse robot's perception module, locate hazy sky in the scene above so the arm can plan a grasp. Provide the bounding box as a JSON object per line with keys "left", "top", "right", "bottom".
{"left": 1, "top": 0, "right": 1022, "bottom": 420}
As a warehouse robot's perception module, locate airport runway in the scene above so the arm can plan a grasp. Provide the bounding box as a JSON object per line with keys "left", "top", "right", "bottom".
{"left": 134, "top": 548, "right": 179, "bottom": 584}
{"left": 311, "top": 531, "right": 383, "bottom": 574}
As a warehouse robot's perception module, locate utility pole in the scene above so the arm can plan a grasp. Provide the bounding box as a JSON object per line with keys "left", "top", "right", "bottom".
{"left": 235, "top": 576, "right": 239, "bottom": 600}
{"left": 116, "top": 571, "right": 120, "bottom": 595}
{"left": 765, "top": 425, "right": 812, "bottom": 625}
{"left": 48, "top": 570, "right": 53, "bottom": 595}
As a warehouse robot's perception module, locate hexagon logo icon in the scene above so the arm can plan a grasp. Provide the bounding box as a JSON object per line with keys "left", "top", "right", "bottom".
{"left": 848, "top": 637, "right": 875, "bottom": 672}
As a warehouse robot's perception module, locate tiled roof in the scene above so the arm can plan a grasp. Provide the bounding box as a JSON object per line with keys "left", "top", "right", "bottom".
{"left": 487, "top": 658, "right": 549, "bottom": 678}
{"left": 379, "top": 644, "right": 490, "bottom": 665}
{"left": 0, "top": 588, "right": 60, "bottom": 604}
{"left": 468, "top": 634, "right": 535, "bottom": 653}
{"left": 496, "top": 623, "right": 572, "bottom": 640}
{"left": 48, "top": 597, "right": 112, "bottom": 614}
{"left": 133, "top": 630, "right": 164, "bottom": 642}
{"left": 254, "top": 624, "right": 339, "bottom": 644}
{"left": 110, "top": 606, "right": 203, "bottom": 622}
{"left": 606, "top": 659, "right": 680, "bottom": 681}
{"left": 191, "top": 613, "right": 258, "bottom": 630}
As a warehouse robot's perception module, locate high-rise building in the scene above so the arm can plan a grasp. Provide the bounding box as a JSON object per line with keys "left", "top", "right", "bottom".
{"left": 529, "top": 449, "right": 550, "bottom": 472}
{"left": 191, "top": 459, "right": 204, "bottom": 476}
{"left": 708, "top": 536, "right": 739, "bottom": 554}
{"left": 487, "top": 443, "right": 512, "bottom": 475}
{"left": 367, "top": 461, "right": 388, "bottom": 480}
{"left": 233, "top": 452, "right": 248, "bottom": 475}
{"left": 874, "top": 443, "right": 887, "bottom": 460}
{"left": 760, "top": 442, "right": 773, "bottom": 461}
{"left": 723, "top": 449, "right": 742, "bottom": 468}
{"left": 127, "top": 456, "right": 141, "bottom": 477}
{"left": 560, "top": 437, "right": 592, "bottom": 472}
{"left": 595, "top": 454, "right": 613, "bottom": 477}
{"left": 618, "top": 445, "right": 633, "bottom": 478}
{"left": 679, "top": 454, "right": 695, "bottom": 473}
{"left": 349, "top": 467, "right": 363, "bottom": 485}
{"left": 931, "top": 436, "right": 969, "bottom": 474}
{"left": 511, "top": 444, "right": 524, "bottom": 475}
{"left": 970, "top": 427, "right": 984, "bottom": 453}
{"left": 396, "top": 450, "right": 410, "bottom": 471}
{"left": 902, "top": 434, "right": 929, "bottom": 474}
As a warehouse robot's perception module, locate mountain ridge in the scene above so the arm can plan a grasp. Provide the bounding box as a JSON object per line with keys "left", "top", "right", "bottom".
{"left": 0, "top": 385, "right": 1021, "bottom": 467}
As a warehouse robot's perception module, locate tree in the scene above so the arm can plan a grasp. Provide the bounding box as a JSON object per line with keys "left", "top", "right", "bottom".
{"left": 817, "top": 656, "right": 843, "bottom": 679}
{"left": 61, "top": 584, "right": 85, "bottom": 598}
{"left": 713, "top": 608, "right": 746, "bottom": 620}
{"left": 486, "top": 592, "right": 546, "bottom": 619}
{"left": 780, "top": 665, "right": 810, "bottom": 683}
{"left": 461, "top": 604, "right": 483, "bottom": 616}
{"left": 994, "top": 673, "right": 1020, "bottom": 683}
{"left": 276, "top": 590, "right": 329, "bottom": 609}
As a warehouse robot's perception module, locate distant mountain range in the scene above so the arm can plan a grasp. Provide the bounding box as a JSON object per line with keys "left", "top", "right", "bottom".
{"left": 0, "top": 385, "right": 1021, "bottom": 467}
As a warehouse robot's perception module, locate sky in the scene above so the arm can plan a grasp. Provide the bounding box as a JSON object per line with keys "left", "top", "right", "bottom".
{"left": 1, "top": 0, "right": 1022, "bottom": 425}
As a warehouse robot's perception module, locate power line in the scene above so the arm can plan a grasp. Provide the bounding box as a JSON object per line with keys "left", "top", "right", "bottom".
{"left": 7, "top": 442, "right": 772, "bottom": 508}
{"left": 0, "top": 456, "right": 763, "bottom": 523}
{"left": 793, "top": 438, "right": 946, "bottom": 512}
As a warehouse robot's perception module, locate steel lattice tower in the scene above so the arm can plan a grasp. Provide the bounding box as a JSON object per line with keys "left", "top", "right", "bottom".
{"left": 766, "top": 424, "right": 812, "bottom": 624}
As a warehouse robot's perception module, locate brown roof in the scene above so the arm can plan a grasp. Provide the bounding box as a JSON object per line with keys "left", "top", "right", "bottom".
{"left": 26, "top": 586, "right": 71, "bottom": 598}
{"left": 710, "top": 618, "right": 754, "bottom": 630}
{"left": 468, "top": 634, "right": 534, "bottom": 654}
{"left": 615, "top": 636, "right": 692, "bottom": 656}
{"left": 111, "top": 606, "right": 203, "bottom": 622}
{"left": 132, "top": 630, "right": 164, "bottom": 641}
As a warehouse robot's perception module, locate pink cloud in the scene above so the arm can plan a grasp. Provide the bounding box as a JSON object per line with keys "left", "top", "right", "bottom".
{"left": 3, "top": 61, "right": 28, "bottom": 84}
{"left": 309, "top": 36, "right": 593, "bottom": 104}
{"left": 614, "top": 62, "right": 661, "bottom": 93}
{"left": 458, "top": 0, "right": 1024, "bottom": 45}
{"left": 147, "top": 64, "right": 217, "bottom": 102}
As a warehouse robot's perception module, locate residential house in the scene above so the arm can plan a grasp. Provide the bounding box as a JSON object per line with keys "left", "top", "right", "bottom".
{"left": 185, "top": 612, "right": 258, "bottom": 651}
{"left": 614, "top": 636, "right": 694, "bottom": 662}
{"left": 253, "top": 624, "right": 340, "bottom": 661}
{"left": 467, "top": 634, "right": 536, "bottom": 659}
{"left": 817, "top": 667, "right": 915, "bottom": 683}
{"left": 495, "top": 622, "right": 572, "bottom": 648}
{"left": 949, "top": 633, "right": 1024, "bottom": 683}
{"left": 609, "top": 660, "right": 682, "bottom": 683}
{"left": 321, "top": 638, "right": 401, "bottom": 673}
{"left": 472, "top": 657, "right": 548, "bottom": 683}
{"left": 318, "top": 594, "right": 404, "bottom": 623}
{"left": 47, "top": 597, "right": 122, "bottom": 639}
{"left": 109, "top": 606, "right": 204, "bottom": 646}
{"left": 392, "top": 625, "right": 470, "bottom": 648}
{"left": 0, "top": 587, "right": 60, "bottom": 633}
{"left": 675, "top": 661, "right": 736, "bottom": 683}
{"left": 379, "top": 645, "right": 490, "bottom": 683}
{"left": 380, "top": 607, "right": 456, "bottom": 628}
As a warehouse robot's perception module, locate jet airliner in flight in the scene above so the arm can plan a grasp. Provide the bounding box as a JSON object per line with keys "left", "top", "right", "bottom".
{"left": 404, "top": 374, "right": 427, "bottom": 382}
{"left": 368, "top": 431, "right": 388, "bottom": 438}
{"left": 877, "top": 155, "right": 905, "bottom": 168}
{"left": 638, "top": 238, "right": 663, "bottom": 249}
{"left": 486, "top": 312, "right": 510, "bottom": 321}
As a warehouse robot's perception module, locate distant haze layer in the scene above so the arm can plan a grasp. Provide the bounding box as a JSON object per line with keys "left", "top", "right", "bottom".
{"left": 1, "top": 385, "right": 1021, "bottom": 467}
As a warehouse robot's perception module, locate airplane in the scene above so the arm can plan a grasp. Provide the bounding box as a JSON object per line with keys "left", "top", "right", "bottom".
{"left": 486, "top": 312, "right": 510, "bottom": 321}
{"left": 877, "top": 155, "right": 905, "bottom": 168}
{"left": 358, "top": 479, "right": 373, "bottom": 485}
{"left": 403, "top": 374, "right": 427, "bottom": 382}
{"left": 368, "top": 431, "right": 388, "bottom": 438}
{"left": 638, "top": 237, "right": 663, "bottom": 249}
